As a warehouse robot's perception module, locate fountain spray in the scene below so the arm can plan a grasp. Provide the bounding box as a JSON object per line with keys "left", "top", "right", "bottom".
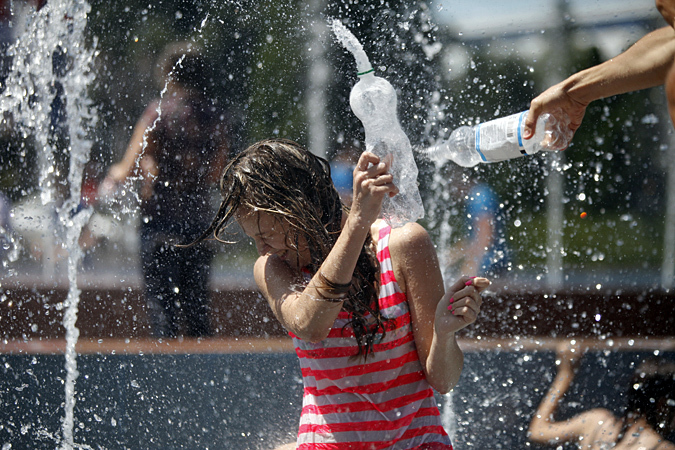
{"left": 2, "top": 1, "right": 98, "bottom": 448}
{"left": 330, "top": 19, "right": 424, "bottom": 228}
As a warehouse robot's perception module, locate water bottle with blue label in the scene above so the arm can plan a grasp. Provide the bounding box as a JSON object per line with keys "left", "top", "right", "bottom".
{"left": 428, "top": 110, "right": 573, "bottom": 167}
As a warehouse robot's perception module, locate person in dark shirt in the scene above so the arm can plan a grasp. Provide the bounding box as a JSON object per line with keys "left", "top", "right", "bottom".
{"left": 102, "top": 42, "right": 229, "bottom": 337}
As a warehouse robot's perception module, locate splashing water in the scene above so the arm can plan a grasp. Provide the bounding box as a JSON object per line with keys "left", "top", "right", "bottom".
{"left": 3, "top": 5, "right": 213, "bottom": 447}
{"left": 329, "top": 18, "right": 371, "bottom": 74}
{"left": 330, "top": 19, "right": 425, "bottom": 227}
{"left": 2, "top": 1, "right": 97, "bottom": 448}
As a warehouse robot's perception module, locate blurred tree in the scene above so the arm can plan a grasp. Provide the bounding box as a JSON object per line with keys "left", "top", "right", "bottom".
{"left": 244, "top": 0, "right": 306, "bottom": 142}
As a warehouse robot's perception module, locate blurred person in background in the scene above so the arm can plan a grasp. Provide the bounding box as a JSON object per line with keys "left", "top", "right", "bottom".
{"left": 447, "top": 169, "right": 511, "bottom": 280}
{"left": 529, "top": 343, "right": 675, "bottom": 449}
{"left": 329, "top": 144, "right": 360, "bottom": 207}
{"left": 101, "top": 42, "right": 229, "bottom": 338}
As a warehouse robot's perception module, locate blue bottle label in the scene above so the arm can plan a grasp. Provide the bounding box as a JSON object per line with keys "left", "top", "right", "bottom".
{"left": 475, "top": 111, "right": 528, "bottom": 162}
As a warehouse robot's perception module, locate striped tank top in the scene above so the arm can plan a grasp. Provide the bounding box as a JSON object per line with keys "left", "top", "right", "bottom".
{"left": 291, "top": 224, "right": 453, "bottom": 450}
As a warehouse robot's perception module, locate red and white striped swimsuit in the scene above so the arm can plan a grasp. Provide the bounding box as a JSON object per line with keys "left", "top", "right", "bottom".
{"left": 291, "top": 224, "right": 453, "bottom": 450}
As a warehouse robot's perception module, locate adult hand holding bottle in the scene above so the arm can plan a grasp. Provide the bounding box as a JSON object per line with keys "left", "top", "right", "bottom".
{"left": 523, "top": 83, "right": 588, "bottom": 148}
{"left": 523, "top": 25, "right": 675, "bottom": 143}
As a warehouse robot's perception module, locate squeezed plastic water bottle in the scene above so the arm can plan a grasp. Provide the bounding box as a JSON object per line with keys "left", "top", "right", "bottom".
{"left": 349, "top": 69, "right": 424, "bottom": 227}
{"left": 429, "top": 110, "right": 573, "bottom": 167}
{"left": 331, "top": 19, "right": 424, "bottom": 227}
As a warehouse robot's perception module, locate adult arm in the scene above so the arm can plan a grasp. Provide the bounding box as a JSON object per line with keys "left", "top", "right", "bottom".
{"left": 524, "top": 26, "right": 675, "bottom": 141}
{"left": 390, "top": 222, "right": 488, "bottom": 394}
{"left": 101, "top": 104, "right": 158, "bottom": 192}
{"left": 256, "top": 151, "right": 398, "bottom": 342}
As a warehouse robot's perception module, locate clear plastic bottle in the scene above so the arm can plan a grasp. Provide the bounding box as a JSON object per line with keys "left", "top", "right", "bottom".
{"left": 429, "top": 110, "right": 573, "bottom": 167}
{"left": 349, "top": 69, "right": 425, "bottom": 227}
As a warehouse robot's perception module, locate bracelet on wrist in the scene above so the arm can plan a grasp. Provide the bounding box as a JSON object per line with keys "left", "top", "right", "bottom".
{"left": 315, "top": 271, "right": 352, "bottom": 301}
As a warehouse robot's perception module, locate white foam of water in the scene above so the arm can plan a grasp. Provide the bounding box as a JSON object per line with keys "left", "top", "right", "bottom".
{"left": 329, "top": 19, "right": 371, "bottom": 74}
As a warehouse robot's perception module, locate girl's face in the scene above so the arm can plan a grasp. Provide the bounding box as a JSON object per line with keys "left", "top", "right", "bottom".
{"left": 237, "top": 209, "right": 311, "bottom": 270}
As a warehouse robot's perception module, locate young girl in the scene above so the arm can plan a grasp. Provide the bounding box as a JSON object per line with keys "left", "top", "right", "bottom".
{"left": 194, "top": 138, "right": 489, "bottom": 449}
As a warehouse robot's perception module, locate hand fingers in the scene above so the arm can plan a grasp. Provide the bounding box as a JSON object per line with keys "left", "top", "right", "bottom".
{"left": 356, "top": 151, "right": 382, "bottom": 171}
{"left": 448, "top": 284, "right": 482, "bottom": 319}
{"left": 354, "top": 156, "right": 391, "bottom": 184}
{"left": 447, "top": 275, "right": 476, "bottom": 294}
{"left": 523, "top": 91, "right": 547, "bottom": 139}
{"left": 354, "top": 152, "right": 399, "bottom": 198}
{"left": 364, "top": 163, "right": 391, "bottom": 180}
{"left": 356, "top": 151, "right": 394, "bottom": 175}
{"left": 367, "top": 178, "right": 399, "bottom": 199}
{"left": 449, "top": 287, "right": 483, "bottom": 311}
{"left": 354, "top": 166, "right": 397, "bottom": 192}
{"left": 448, "top": 294, "right": 481, "bottom": 324}
{"left": 523, "top": 100, "right": 543, "bottom": 139}
{"left": 367, "top": 173, "right": 394, "bottom": 187}
{"left": 448, "top": 276, "right": 490, "bottom": 294}
{"left": 471, "top": 277, "right": 491, "bottom": 292}
{"left": 446, "top": 276, "right": 488, "bottom": 323}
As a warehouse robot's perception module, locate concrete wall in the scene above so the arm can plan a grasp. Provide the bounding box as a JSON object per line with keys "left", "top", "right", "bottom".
{"left": 0, "top": 283, "right": 672, "bottom": 340}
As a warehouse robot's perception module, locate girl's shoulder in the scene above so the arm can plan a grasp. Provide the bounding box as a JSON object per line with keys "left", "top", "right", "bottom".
{"left": 377, "top": 221, "right": 436, "bottom": 294}
{"left": 387, "top": 221, "right": 433, "bottom": 255}
{"left": 366, "top": 221, "right": 434, "bottom": 268}
{"left": 573, "top": 408, "right": 621, "bottom": 440}
{"left": 368, "top": 220, "right": 433, "bottom": 261}
{"left": 369, "top": 219, "right": 430, "bottom": 246}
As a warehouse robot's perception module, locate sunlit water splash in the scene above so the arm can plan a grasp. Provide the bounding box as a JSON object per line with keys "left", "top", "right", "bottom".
{"left": 2, "top": 0, "right": 97, "bottom": 448}
{"left": 2, "top": 4, "right": 215, "bottom": 448}
{"left": 329, "top": 18, "right": 371, "bottom": 74}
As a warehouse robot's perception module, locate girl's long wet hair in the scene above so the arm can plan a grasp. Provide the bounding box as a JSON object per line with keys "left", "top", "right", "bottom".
{"left": 624, "top": 359, "right": 675, "bottom": 435}
{"left": 193, "top": 138, "right": 387, "bottom": 358}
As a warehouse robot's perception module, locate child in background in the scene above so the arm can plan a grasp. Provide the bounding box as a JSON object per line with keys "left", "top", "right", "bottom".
{"left": 529, "top": 343, "right": 675, "bottom": 449}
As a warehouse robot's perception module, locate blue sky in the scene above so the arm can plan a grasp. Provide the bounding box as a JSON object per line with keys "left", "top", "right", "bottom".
{"left": 430, "top": 0, "right": 661, "bottom": 38}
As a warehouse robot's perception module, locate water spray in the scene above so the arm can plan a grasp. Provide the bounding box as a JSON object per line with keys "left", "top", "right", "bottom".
{"left": 330, "top": 19, "right": 424, "bottom": 228}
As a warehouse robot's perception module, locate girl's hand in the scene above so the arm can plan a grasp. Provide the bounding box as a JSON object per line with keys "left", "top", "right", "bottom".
{"left": 349, "top": 152, "right": 399, "bottom": 228}
{"left": 434, "top": 276, "right": 489, "bottom": 336}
